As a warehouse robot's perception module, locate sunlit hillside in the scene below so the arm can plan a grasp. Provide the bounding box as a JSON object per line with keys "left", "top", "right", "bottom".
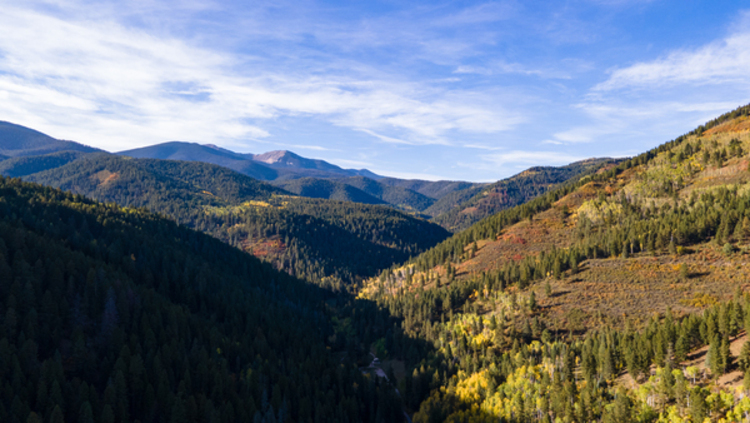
{"left": 358, "top": 104, "right": 750, "bottom": 422}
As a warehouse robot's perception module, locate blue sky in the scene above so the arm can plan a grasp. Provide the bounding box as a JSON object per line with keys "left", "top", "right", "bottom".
{"left": 0, "top": 1, "right": 749, "bottom": 181}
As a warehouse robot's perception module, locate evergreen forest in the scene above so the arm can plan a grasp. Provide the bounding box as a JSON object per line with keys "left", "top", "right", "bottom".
{"left": 3, "top": 103, "right": 750, "bottom": 422}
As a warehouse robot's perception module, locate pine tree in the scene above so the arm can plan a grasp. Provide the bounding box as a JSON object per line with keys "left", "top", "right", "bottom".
{"left": 658, "top": 363, "right": 674, "bottom": 403}
{"left": 674, "top": 371, "right": 688, "bottom": 410}
{"left": 553, "top": 257, "right": 562, "bottom": 279}
{"left": 528, "top": 291, "right": 538, "bottom": 312}
{"left": 706, "top": 336, "right": 720, "bottom": 376}
{"left": 78, "top": 401, "right": 95, "bottom": 423}
{"left": 731, "top": 302, "right": 744, "bottom": 336}
{"left": 599, "top": 341, "right": 614, "bottom": 381}
{"left": 720, "top": 336, "right": 732, "bottom": 374}
{"left": 522, "top": 319, "right": 532, "bottom": 341}
{"left": 625, "top": 346, "right": 639, "bottom": 381}
{"left": 674, "top": 333, "right": 689, "bottom": 364}
{"left": 739, "top": 341, "right": 750, "bottom": 371}
{"left": 609, "top": 389, "right": 632, "bottom": 423}
{"left": 689, "top": 389, "right": 707, "bottom": 423}
{"left": 569, "top": 254, "right": 579, "bottom": 275}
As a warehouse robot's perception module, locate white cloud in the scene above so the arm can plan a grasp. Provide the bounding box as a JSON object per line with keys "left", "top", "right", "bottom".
{"left": 552, "top": 100, "right": 745, "bottom": 146}
{"left": 595, "top": 28, "right": 750, "bottom": 91}
{"left": 284, "top": 144, "right": 339, "bottom": 152}
{"left": 0, "top": 3, "right": 524, "bottom": 151}
{"left": 454, "top": 61, "right": 572, "bottom": 79}
{"left": 431, "top": 1, "right": 516, "bottom": 27}
{"left": 463, "top": 143, "right": 504, "bottom": 151}
{"left": 356, "top": 129, "right": 416, "bottom": 145}
{"left": 333, "top": 158, "right": 374, "bottom": 168}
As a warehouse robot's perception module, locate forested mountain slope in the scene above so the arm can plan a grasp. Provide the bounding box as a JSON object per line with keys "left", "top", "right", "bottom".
{"left": 429, "top": 157, "right": 618, "bottom": 232}
{"left": 277, "top": 160, "right": 614, "bottom": 226}
{"left": 0, "top": 176, "right": 406, "bottom": 423}
{"left": 354, "top": 103, "right": 750, "bottom": 422}
{"left": 420, "top": 184, "right": 486, "bottom": 218}
{"left": 275, "top": 176, "right": 436, "bottom": 214}
{"left": 272, "top": 177, "right": 387, "bottom": 206}
{"left": 339, "top": 176, "right": 436, "bottom": 212}
{"left": 376, "top": 105, "right": 750, "bottom": 330}
{"left": 0, "top": 151, "right": 89, "bottom": 178}
{"left": 22, "top": 154, "right": 450, "bottom": 291}
{"left": 378, "top": 178, "right": 483, "bottom": 200}
{"left": 25, "top": 153, "right": 286, "bottom": 208}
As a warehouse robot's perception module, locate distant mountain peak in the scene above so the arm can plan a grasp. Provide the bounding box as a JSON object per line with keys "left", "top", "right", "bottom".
{"left": 253, "top": 150, "right": 299, "bottom": 165}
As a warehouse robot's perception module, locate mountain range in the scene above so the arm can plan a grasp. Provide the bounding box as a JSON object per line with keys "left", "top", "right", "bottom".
{"left": 0, "top": 120, "right": 614, "bottom": 230}
{"left": 119, "top": 141, "right": 381, "bottom": 181}
{"left": 117, "top": 141, "right": 490, "bottom": 217}
{"left": 5, "top": 104, "right": 750, "bottom": 422}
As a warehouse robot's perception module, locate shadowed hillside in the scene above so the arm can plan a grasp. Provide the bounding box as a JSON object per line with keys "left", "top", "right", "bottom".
{"left": 272, "top": 177, "right": 387, "bottom": 205}
{"left": 23, "top": 154, "right": 450, "bottom": 291}
{"left": 275, "top": 176, "right": 437, "bottom": 214}
{"left": 0, "top": 150, "right": 89, "bottom": 177}
{"left": 0, "top": 176, "right": 407, "bottom": 423}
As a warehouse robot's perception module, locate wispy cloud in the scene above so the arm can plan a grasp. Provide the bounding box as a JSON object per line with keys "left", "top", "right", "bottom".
{"left": 356, "top": 129, "right": 416, "bottom": 145}
{"left": 2, "top": 1, "right": 748, "bottom": 182}
{"left": 552, "top": 100, "right": 745, "bottom": 146}
{"left": 595, "top": 26, "right": 750, "bottom": 91}
{"left": 284, "top": 144, "right": 339, "bottom": 152}
{"left": 335, "top": 158, "right": 375, "bottom": 168}
{"left": 463, "top": 143, "right": 505, "bottom": 151}
{"left": 0, "top": 2, "right": 524, "bottom": 152}
{"left": 454, "top": 61, "right": 572, "bottom": 79}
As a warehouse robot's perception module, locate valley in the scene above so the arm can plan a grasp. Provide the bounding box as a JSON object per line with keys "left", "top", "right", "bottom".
{"left": 3, "top": 104, "right": 750, "bottom": 422}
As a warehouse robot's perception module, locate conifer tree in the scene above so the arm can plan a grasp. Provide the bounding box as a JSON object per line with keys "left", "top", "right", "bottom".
{"left": 740, "top": 341, "right": 750, "bottom": 372}
{"left": 674, "top": 332, "right": 689, "bottom": 363}
{"left": 689, "top": 389, "right": 707, "bottom": 423}
{"left": 719, "top": 335, "right": 732, "bottom": 374}
{"left": 528, "top": 291, "right": 538, "bottom": 312}
{"left": 706, "top": 336, "right": 720, "bottom": 376}
{"left": 658, "top": 363, "right": 674, "bottom": 403}
{"left": 598, "top": 341, "right": 614, "bottom": 381}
